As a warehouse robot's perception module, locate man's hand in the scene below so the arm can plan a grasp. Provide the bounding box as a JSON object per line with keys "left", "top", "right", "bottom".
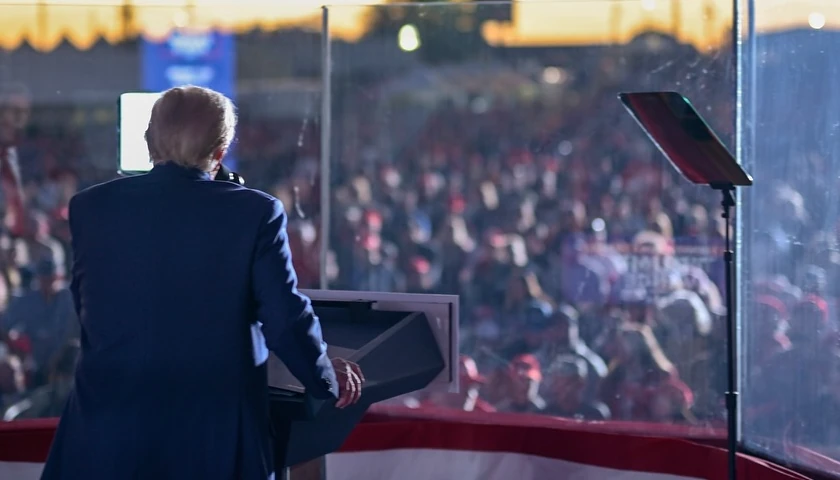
{"left": 331, "top": 358, "right": 364, "bottom": 408}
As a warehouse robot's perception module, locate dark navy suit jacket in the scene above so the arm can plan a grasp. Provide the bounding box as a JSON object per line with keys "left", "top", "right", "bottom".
{"left": 40, "top": 163, "right": 339, "bottom": 480}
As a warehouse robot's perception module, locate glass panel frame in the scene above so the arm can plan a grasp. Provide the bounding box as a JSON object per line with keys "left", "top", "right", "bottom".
{"left": 323, "top": 0, "right": 735, "bottom": 431}
{"left": 738, "top": 0, "right": 840, "bottom": 477}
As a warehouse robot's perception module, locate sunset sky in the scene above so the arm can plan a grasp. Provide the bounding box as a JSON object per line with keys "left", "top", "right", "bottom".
{"left": 0, "top": 0, "right": 836, "bottom": 52}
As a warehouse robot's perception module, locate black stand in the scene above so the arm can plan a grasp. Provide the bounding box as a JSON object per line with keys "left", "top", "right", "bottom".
{"left": 268, "top": 301, "right": 446, "bottom": 480}
{"left": 617, "top": 91, "right": 751, "bottom": 480}
{"left": 712, "top": 182, "right": 738, "bottom": 480}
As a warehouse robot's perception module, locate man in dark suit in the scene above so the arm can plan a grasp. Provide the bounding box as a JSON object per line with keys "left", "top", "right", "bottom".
{"left": 40, "top": 86, "right": 363, "bottom": 480}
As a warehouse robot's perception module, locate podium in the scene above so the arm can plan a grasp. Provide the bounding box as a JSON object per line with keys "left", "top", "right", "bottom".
{"left": 267, "top": 290, "right": 458, "bottom": 478}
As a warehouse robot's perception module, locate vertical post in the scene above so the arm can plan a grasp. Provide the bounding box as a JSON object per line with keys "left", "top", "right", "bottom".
{"left": 36, "top": 0, "right": 48, "bottom": 50}
{"left": 278, "top": 467, "right": 291, "bottom": 480}
{"left": 718, "top": 185, "right": 738, "bottom": 480}
{"left": 608, "top": 3, "right": 622, "bottom": 45}
{"left": 319, "top": 6, "right": 332, "bottom": 291}
{"left": 670, "top": 0, "right": 681, "bottom": 41}
{"left": 732, "top": 3, "right": 744, "bottom": 468}
{"left": 734, "top": 0, "right": 755, "bottom": 464}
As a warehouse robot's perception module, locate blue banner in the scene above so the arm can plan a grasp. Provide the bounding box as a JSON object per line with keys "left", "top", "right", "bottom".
{"left": 141, "top": 30, "right": 237, "bottom": 169}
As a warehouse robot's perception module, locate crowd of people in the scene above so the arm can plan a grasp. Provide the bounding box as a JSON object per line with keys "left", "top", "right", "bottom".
{"left": 310, "top": 68, "right": 737, "bottom": 426}
{"left": 0, "top": 84, "right": 81, "bottom": 419}
{"left": 0, "top": 31, "right": 837, "bottom": 463}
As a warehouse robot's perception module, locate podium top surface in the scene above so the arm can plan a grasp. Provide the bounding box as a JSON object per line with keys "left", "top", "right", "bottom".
{"left": 267, "top": 290, "right": 458, "bottom": 395}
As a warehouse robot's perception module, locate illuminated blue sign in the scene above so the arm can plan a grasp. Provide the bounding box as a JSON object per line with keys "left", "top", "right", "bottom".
{"left": 142, "top": 30, "right": 235, "bottom": 94}
{"left": 141, "top": 30, "right": 237, "bottom": 168}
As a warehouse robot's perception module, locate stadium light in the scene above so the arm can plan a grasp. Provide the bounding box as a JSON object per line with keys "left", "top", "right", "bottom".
{"left": 398, "top": 24, "right": 421, "bottom": 52}
{"left": 542, "top": 66, "right": 563, "bottom": 84}
{"left": 808, "top": 12, "right": 826, "bottom": 30}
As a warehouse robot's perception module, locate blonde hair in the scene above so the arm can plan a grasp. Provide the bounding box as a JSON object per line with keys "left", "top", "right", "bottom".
{"left": 145, "top": 86, "right": 237, "bottom": 171}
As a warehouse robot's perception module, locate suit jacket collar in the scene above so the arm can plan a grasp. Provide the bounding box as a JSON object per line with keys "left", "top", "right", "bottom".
{"left": 148, "top": 162, "right": 212, "bottom": 181}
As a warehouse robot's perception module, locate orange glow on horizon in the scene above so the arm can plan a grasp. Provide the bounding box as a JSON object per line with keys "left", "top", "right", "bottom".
{"left": 0, "top": 0, "right": 835, "bottom": 52}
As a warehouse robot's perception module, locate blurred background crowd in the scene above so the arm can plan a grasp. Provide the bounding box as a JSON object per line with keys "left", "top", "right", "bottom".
{"left": 1, "top": 0, "right": 840, "bottom": 472}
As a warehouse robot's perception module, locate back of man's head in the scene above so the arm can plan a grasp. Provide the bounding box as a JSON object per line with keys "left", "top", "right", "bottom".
{"left": 145, "top": 85, "right": 237, "bottom": 172}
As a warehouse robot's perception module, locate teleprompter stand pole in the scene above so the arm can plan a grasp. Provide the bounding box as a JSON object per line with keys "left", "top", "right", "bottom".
{"left": 617, "top": 91, "right": 751, "bottom": 480}
{"left": 712, "top": 182, "right": 738, "bottom": 480}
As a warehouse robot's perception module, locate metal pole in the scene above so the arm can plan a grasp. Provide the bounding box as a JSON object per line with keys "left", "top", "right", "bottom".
{"left": 278, "top": 467, "right": 291, "bottom": 480}
{"left": 319, "top": 6, "right": 332, "bottom": 291}
{"left": 718, "top": 185, "right": 738, "bottom": 480}
{"left": 733, "top": 2, "right": 754, "bottom": 477}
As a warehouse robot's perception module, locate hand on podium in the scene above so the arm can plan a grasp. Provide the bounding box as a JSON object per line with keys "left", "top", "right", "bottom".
{"left": 331, "top": 358, "right": 364, "bottom": 408}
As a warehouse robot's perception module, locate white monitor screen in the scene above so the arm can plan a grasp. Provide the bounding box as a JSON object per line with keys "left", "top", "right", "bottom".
{"left": 118, "top": 92, "right": 161, "bottom": 174}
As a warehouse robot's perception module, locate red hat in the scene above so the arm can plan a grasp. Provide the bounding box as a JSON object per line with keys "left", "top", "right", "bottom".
{"left": 6, "top": 329, "right": 31, "bottom": 355}
{"left": 510, "top": 354, "right": 542, "bottom": 382}
{"left": 359, "top": 232, "right": 381, "bottom": 251}
{"left": 410, "top": 256, "right": 431, "bottom": 275}
{"left": 756, "top": 295, "right": 788, "bottom": 319}
{"left": 449, "top": 195, "right": 466, "bottom": 214}
{"left": 485, "top": 229, "right": 507, "bottom": 249}
{"left": 364, "top": 210, "right": 383, "bottom": 230}
{"left": 793, "top": 294, "right": 828, "bottom": 324}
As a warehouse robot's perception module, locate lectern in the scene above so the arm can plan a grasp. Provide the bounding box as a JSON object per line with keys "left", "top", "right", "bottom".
{"left": 267, "top": 290, "right": 458, "bottom": 478}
